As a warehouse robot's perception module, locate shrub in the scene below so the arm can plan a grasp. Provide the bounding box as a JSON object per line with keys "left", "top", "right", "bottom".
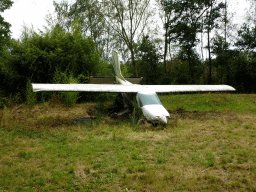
{"left": 25, "top": 79, "right": 36, "bottom": 106}
{"left": 52, "top": 70, "right": 79, "bottom": 107}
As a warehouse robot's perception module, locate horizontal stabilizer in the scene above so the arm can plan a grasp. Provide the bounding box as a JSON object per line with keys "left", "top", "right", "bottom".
{"left": 32, "top": 84, "right": 235, "bottom": 93}
{"left": 89, "top": 76, "right": 143, "bottom": 84}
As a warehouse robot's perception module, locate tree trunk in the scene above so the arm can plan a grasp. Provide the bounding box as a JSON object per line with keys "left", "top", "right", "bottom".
{"left": 187, "top": 52, "right": 194, "bottom": 84}
{"left": 208, "top": 26, "right": 212, "bottom": 84}
{"left": 163, "top": 26, "right": 168, "bottom": 73}
{"left": 224, "top": 0, "right": 227, "bottom": 43}
{"left": 130, "top": 44, "right": 138, "bottom": 76}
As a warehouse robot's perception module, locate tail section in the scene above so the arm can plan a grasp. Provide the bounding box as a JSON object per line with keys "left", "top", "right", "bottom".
{"left": 112, "top": 51, "right": 143, "bottom": 85}
{"left": 112, "top": 51, "right": 126, "bottom": 82}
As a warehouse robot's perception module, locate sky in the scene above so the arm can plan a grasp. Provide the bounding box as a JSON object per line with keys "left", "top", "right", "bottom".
{"left": 3, "top": 0, "right": 64, "bottom": 39}
{"left": 2, "top": 0, "right": 253, "bottom": 40}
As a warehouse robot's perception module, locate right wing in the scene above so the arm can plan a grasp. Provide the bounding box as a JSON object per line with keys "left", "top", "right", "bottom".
{"left": 32, "top": 83, "right": 235, "bottom": 93}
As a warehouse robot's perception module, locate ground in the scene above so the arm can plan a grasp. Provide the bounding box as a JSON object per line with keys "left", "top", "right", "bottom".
{"left": 0, "top": 93, "right": 256, "bottom": 191}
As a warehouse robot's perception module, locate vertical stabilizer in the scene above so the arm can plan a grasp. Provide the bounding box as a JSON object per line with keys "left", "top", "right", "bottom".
{"left": 112, "top": 51, "right": 126, "bottom": 81}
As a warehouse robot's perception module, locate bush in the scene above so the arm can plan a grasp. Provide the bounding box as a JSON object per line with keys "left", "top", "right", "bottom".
{"left": 1, "top": 23, "right": 102, "bottom": 99}
{"left": 0, "top": 93, "right": 23, "bottom": 108}
{"left": 25, "top": 79, "right": 36, "bottom": 106}
{"left": 52, "top": 70, "right": 79, "bottom": 107}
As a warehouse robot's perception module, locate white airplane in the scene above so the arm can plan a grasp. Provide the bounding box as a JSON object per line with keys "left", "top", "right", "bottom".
{"left": 32, "top": 51, "right": 235, "bottom": 124}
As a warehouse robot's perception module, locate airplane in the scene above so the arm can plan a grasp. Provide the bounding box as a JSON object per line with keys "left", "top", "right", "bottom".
{"left": 32, "top": 51, "right": 235, "bottom": 124}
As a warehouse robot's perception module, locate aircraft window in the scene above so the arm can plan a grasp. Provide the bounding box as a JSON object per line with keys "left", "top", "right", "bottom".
{"left": 137, "top": 93, "right": 162, "bottom": 106}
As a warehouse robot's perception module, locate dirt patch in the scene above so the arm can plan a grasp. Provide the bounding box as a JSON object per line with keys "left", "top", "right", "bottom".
{"left": 168, "top": 108, "right": 221, "bottom": 120}
{"left": 0, "top": 103, "right": 97, "bottom": 129}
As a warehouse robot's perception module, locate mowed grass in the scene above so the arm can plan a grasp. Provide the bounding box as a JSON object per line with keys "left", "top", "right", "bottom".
{"left": 0, "top": 93, "right": 256, "bottom": 191}
{"left": 160, "top": 93, "right": 256, "bottom": 112}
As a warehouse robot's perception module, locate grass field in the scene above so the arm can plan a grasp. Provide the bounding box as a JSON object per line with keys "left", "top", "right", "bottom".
{"left": 0, "top": 93, "right": 256, "bottom": 191}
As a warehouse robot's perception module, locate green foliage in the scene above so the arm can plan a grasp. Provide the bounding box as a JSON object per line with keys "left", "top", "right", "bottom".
{"left": 166, "top": 59, "right": 190, "bottom": 84}
{"left": 1, "top": 23, "right": 102, "bottom": 98}
{"left": 52, "top": 70, "right": 79, "bottom": 107}
{"left": 236, "top": 24, "right": 256, "bottom": 51}
{"left": 203, "top": 1, "right": 225, "bottom": 31}
{"left": 0, "top": 0, "right": 13, "bottom": 51}
{"left": 137, "top": 36, "right": 162, "bottom": 84}
{"left": 25, "top": 79, "right": 36, "bottom": 106}
{"left": 120, "top": 63, "right": 133, "bottom": 78}
{"left": 211, "top": 35, "right": 232, "bottom": 85}
{"left": 203, "top": 1, "right": 225, "bottom": 83}
{"left": 163, "top": 47, "right": 204, "bottom": 85}
{"left": 69, "top": 0, "right": 105, "bottom": 44}
{"left": 211, "top": 34, "right": 256, "bottom": 92}
{"left": 165, "top": 0, "right": 211, "bottom": 83}
{"left": 3, "top": 0, "right": 256, "bottom": 98}
{"left": 177, "top": 47, "right": 204, "bottom": 84}
{"left": 0, "top": 93, "right": 22, "bottom": 108}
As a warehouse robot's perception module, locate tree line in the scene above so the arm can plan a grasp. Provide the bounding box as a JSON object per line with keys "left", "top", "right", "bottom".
{"left": 1, "top": 0, "right": 256, "bottom": 105}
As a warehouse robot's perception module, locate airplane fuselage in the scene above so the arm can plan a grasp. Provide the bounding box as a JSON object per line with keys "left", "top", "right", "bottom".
{"left": 116, "top": 76, "right": 170, "bottom": 124}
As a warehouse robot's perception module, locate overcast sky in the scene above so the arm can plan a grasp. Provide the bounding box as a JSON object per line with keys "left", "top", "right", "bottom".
{"left": 2, "top": 0, "right": 253, "bottom": 40}
{"left": 3, "top": 0, "right": 64, "bottom": 39}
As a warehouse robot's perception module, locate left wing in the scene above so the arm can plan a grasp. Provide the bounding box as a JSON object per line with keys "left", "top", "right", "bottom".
{"left": 32, "top": 83, "right": 235, "bottom": 93}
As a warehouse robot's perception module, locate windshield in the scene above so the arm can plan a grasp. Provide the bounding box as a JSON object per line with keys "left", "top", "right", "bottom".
{"left": 137, "top": 92, "right": 162, "bottom": 106}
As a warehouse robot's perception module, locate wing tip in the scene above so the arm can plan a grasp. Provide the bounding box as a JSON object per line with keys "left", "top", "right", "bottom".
{"left": 223, "top": 85, "right": 236, "bottom": 91}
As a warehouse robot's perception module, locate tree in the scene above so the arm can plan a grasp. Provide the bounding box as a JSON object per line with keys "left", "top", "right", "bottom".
{"left": 0, "top": 0, "right": 13, "bottom": 51}
{"left": 234, "top": 23, "right": 256, "bottom": 92}
{"left": 50, "top": 0, "right": 118, "bottom": 59}
{"left": 224, "top": 0, "right": 227, "bottom": 42}
{"left": 156, "top": 0, "right": 174, "bottom": 73}
{"left": 1, "top": 24, "right": 103, "bottom": 97}
{"left": 212, "top": 35, "right": 231, "bottom": 84}
{"left": 204, "top": 0, "right": 225, "bottom": 83}
{"left": 47, "top": 1, "right": 73, "bottom": 31}
{"left": 137, "top": 35, "right": 162, "bottom": 84}
{"left": 68, "top": 0, "right": 107, "bottom": 52}
{"left": 165, "top": 0, "right": 212, "bottom": 83}
{"left": 236, "top": 23, "right": 256, "bottom": 52}
{"left": 101, "top": 0, "right": 151, "bottom": 76}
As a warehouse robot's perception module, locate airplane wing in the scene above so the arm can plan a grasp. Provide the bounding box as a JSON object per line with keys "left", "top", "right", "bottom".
{"left": 32, "top": 83, "right": 235, "bottom": 93}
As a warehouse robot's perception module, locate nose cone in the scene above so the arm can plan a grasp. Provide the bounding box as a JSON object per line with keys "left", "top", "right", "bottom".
{"left": 160, "top": 115, "right": 168, "bottom": 124}
{"left": 141, "top": 104, "right": 170, "bottom": 123}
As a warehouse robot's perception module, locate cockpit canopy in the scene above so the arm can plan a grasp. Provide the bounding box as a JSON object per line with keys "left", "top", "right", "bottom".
{"left": 136, "top": 92, "right": 162, "bottom": 107}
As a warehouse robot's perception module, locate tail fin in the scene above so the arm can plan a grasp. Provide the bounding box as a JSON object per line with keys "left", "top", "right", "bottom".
{"left": 112, "top": 51, "right": 126, "bottom": 81}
